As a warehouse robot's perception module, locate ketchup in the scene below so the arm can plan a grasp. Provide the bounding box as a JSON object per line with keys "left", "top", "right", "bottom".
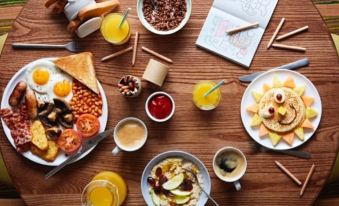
{"left": 148, "top": 94, "right": 172, "bottom": 119}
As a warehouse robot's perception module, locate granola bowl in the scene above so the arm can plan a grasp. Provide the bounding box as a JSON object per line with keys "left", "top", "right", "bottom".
{"left": 141, "top": 150, "right": 211, "bottom": 206}
{"left": 137, "top": 0, "right": 192, "bottom": 35}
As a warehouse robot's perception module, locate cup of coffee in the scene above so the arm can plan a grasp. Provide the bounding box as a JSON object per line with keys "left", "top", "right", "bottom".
{"left": 112, "top": 117, "right": 148, "bottom": 155}
{"left": 213, "top": 147, "right": 247, "bottom": 191}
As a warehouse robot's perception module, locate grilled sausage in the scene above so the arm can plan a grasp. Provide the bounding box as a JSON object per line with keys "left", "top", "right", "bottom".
{"left": 25, "top": 88, "right": 38, "bottom": 120}
{"left": 9, "top": 81, "right": 27, "bottom": 107}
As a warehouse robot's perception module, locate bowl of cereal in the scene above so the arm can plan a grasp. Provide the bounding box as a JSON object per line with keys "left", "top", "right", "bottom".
{"left": 137, "top": 0, "right": 192, "bottom": 35}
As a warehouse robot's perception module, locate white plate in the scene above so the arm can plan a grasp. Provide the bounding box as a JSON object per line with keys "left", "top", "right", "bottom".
{"left": 0, "top": 58, "right": 108, "bottom": 166}
{"left": 141, "top": 150, "right": 211, "bottom": 206}
{"left": 240, "top": 69, "right": 322, "bottom": 150}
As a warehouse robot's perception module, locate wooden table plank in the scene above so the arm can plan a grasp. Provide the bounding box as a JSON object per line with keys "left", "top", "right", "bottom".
{"left": 0, "top": 0, "right": 339, "bottom": 205}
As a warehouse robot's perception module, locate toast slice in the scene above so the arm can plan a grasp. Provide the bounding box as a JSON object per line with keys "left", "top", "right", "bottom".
{"left": 54, "top": 52, "right": 99, "bottom": 94}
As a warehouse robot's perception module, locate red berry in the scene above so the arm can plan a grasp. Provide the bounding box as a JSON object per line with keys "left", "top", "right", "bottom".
{"left": 276, "top": 94, "right": 282, "bottom": 101}
{"left": 159, "top": 175, "right": 168, "bottom": 185}
{"left": 154, "top": 183, "right": 162, "bottom": 194}
{"left": 155, "top": 167, "right": 162, "bottom": 177}
{"left": 268, "top": 107, "right": 275, "bottom": 114}
{"left": 147, "top": 177, "right": 156, "bottom": 187}
{"left": 181, "top": 179, "right": 193, "bottom": 191}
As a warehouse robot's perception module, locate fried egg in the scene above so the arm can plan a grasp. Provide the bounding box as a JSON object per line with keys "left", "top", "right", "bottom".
{"left": 25, "top": 60, "right": 58, "bottom": 93}
{"left": 49, "top": 73, "right": 73, "bottom": 101}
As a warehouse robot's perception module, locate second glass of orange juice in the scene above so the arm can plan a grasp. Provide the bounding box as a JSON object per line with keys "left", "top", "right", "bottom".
{"left": 100, "top": 13, "right": 131, "bottom": 45}
{"left": 193, "top": 81, "right": 221, "bottom": 110}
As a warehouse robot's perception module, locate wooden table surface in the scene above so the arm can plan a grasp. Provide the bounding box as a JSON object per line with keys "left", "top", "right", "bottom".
{"left": 1, "top": 0, "right": 339, "bottom": 205}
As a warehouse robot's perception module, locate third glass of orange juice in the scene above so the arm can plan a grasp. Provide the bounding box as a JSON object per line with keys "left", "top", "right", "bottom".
{"left": 193, "top": 81, "right": 221, "bottom": 110}
{"left": 100, "top": 13, "right": 131, "bottom": 45}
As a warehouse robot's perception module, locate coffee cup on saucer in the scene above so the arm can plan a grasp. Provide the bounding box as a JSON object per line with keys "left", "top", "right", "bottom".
{"left": 213, "top": 147, "right": 247, "bottom": 191}
{"left": 112, "top": 117, "right": 148, "bottom": 155}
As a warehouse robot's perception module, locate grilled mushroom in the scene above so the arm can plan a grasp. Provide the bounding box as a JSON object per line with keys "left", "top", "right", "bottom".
{"left": 38, "top": 102, "right": 54, "bottom": 117}
{"left": 45, "top": 127, "right": 62, "bottom": 140}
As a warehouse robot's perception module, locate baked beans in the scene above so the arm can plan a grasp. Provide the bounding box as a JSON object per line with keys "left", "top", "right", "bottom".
{"left": 70, "top": 81, "right": 103, "bottom": 120}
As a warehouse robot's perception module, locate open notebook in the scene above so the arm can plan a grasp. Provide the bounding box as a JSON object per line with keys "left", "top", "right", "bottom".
{"left": 196, "top": 0, "right": 278, "bottom": 68}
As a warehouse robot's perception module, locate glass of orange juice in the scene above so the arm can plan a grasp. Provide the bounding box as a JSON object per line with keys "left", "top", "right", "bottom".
{"left": 193, "top": 81, "right": 221, "bottom": 110}
{"left": 92, "top": 171, "right": 127, "bottom": 205}
{"left": 100, "top": 13, "right": 131, "bottom": 45}
{"left": 81, "top": 180, "right": 119, "bottom": 206}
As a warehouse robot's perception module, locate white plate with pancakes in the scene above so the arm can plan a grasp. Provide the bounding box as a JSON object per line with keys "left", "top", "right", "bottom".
{"left": 0, "top": 57, "right": 108, "bottom": 166}
{"left": 240, "top": 69, "right": 322, "bottom": 150}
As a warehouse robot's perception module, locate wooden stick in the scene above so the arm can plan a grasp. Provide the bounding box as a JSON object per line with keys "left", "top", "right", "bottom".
{"left": 101, "top": 47, "right": 133, "bottom": 62}
{"left": 267, "top": 18, "right": 285, "bottom": 49}
{"left": 132, "top": 32, "right": 139, "bottom": 66}
{"left": 226, "top": 22, "right": 259, "bottom": 34}
{"left": 272, "top": 43, "right": 306, "bottom": 52}
{"left": 300, "top": 164, "right": 315, "bottom": 197}
{"left": 277, "top": 26, "right": 309, "bottom": 41}
{"left": 142, "top": 46, "right": 173, "bottom": 64}
{"left": 275, "top": 161, "right": 302, "bottom": 186}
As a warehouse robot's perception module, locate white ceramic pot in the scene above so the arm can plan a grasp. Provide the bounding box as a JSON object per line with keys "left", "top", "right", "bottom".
{"left": 64, "top": 0, "right": 96, "bottom": 21}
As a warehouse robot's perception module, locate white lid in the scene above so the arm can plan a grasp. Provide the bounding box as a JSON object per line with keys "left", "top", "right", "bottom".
{"left": 76, "top": 17, "right": 102, "bottom": 38}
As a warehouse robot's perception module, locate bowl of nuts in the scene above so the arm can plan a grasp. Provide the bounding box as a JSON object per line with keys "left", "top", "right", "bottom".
{"left": 118, "top": 75, "right": 142, "bottom": 98}
{"left": 137, "top": 0, "right": 192, "bottom": 35}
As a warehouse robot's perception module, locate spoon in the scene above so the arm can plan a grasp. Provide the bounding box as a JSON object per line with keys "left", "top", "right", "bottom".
{"left": 183, "top": 168, "right": 219, "bottom": 206}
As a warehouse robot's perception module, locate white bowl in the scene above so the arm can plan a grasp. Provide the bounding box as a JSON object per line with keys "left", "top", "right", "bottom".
{"left": 137, "top": 0, "right": 192, "bottom": 35}
{"left": 145, "top": 91, "right": 175, "bottom": 122}
{"left": 141, "top": 150, "right": 211, "bottom": 206}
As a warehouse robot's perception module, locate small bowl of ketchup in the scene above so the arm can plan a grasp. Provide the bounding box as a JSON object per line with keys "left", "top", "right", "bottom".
{"left": 145, "top": 91, "right": 175, "bottom": 122}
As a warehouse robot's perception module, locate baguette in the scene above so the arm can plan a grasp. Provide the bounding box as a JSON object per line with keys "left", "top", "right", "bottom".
{"left": 9, "top": 81, "right": 26, "bottom": 107}
{"left": 78, "top": 0, "right": 120, "bottom": 22}
{"left": 25, "top": 88, "right": 38, "bottom": 120}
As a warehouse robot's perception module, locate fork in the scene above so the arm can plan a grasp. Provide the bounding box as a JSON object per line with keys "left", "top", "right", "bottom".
{"left": 183, "top": 168, "right": 219, "bottom": 206}
{"left": 249, "top": 142, "right": 311, "bottom": 159}
{"left": 12, "top": 41, "right": 86, "bottom": 53}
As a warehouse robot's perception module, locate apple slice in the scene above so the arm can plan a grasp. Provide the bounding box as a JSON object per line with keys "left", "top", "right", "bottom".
{"left": 162, "top": 173, "right": 184, "bottom": 191}
{"left": 171, "top": 189, "right": 193, "bottom": 196}
{"left": 306, "top": 107, "right": 317, "bottom": 119}
{"left": 294, "top": 86, "right": 306, "bottom": 96}
{"left": 150, "top": 189, "right": 160, "bottom": 206}
{"left": 269, "top": 132, "right": 282, "bottom": 146}
{"left": 273, "top": 76, "right": 282, "bottom": 88}
{"left": 294, "top": 127, "right": 304, "bottom": 141}
{"left": 175, "top": 196, "right": 190, "bottom": 205}
{"left": 250, "top": 114, "right": 262, "bottom": 127}
{"left": 252, "top": 91, "right": 263, "bottom": 103}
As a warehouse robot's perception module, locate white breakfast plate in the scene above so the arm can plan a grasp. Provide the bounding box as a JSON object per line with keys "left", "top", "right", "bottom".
{"left": 240, "top": 69, "right": 322, "bottom": 150}
{"left": 0, "top": 58, "right": 108, "bottom": 166}
{"left": 141, "top": 150, "right": 211, "bottom": 206}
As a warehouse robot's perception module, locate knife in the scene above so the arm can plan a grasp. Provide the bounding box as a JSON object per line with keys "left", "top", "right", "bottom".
{"left": 44, "top": 128, "right": 114, "bottom": 180}
{"left": 239, "top": 58, "right": 309, "bottom": 83}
